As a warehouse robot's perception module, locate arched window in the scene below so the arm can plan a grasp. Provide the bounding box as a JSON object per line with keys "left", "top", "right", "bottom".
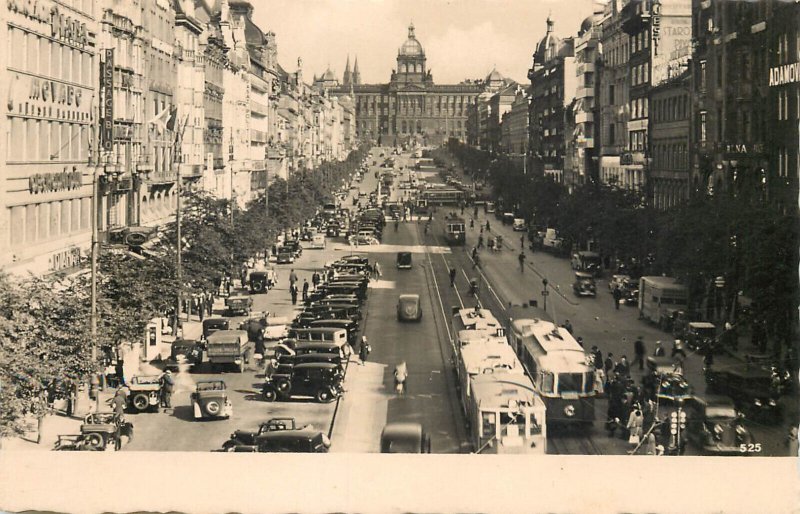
{"left": 400, "top": 63, "right": 407, "bottom": 73}
{"left": 416, "top": 63, "right": 422, "bottom": 73}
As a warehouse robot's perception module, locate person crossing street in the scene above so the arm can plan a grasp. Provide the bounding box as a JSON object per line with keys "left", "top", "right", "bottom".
{"left": 518, "top": 251, "right": 526, "bottom": 272}
{"left": 302, "top": 279, "right": 309, "bottom": 302}
{"left": 449, "top": 267, "right": 457, "bottom": 287}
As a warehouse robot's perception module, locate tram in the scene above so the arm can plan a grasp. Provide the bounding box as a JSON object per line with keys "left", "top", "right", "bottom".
{"left": 421, "top": 188, "right": 465, "bottom": 206}
{"left": 444, "top": 216, "right": 466, "bottom": 246}
{"left": 467, "top": 373, "right": 547, "bottom": 454}
{"left": 456, "top": 342, "right": 525, "bottom": 410}
{"left": 452, "top": 306, "right": 506, "bottom": 346}
{"left": 508, "top": 316, "right": 596, "bottom": 428}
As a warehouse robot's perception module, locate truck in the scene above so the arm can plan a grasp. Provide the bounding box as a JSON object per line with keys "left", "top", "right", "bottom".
{"left": 638, "top": 276, "right": 689, "bottom": 331}
{"left": 542, "top": 228, "right": 564, "bottom": 252}
{"left": 205, "top": 329, "right": 253, "bottom": 372}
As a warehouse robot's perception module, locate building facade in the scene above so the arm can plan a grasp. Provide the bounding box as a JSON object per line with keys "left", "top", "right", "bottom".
{"left": 650, "top": 70, "right": 690, "bottom": 208}
{"left": 571, "top": 13, "right": 602, "bottom": 186}
{"left": 528, "top": 16, "right": 576, "bottom": 183}
{"left": 330, "top": 24, "right": 483, "bottom": 147}
{"left": 2, "top": 0, "right": 99, "bottom": 275}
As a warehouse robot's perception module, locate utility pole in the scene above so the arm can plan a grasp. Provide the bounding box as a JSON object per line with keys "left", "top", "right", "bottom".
{"left": 175, "top": 114, "right": 189, "bottom": 329}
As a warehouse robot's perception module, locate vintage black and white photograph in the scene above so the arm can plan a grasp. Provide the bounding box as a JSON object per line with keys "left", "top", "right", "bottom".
{"left": 0, "top": 0, "right": 798, "bottom": 511}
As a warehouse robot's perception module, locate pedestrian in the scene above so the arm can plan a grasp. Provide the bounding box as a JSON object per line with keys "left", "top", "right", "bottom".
{"left": 612, "top": 286, "right": 622, "bottom": 310}
{"left": 520, "top": 234, "right": 525, "bottom": 248}
{"left": 240, "top": 265, "right": 248, "bottom": 288}
{"left": 626, "top": 408, "right": 644, "bottom": 445}
{"left": 653, "top": 341, "right": 665, "bottom": 357}
{"left": 604, "top": 353, "right": 614, "bottom": 375}
{"left": 115, "top": 358, "right": 125, "bottom": 387}
{"left": 312, "top": 271, "right": 320, "bottom": 290}
{"left": 160, "top": 370, "right": 175, "bottom": 409}
{"left": 290, "top": 284, "right": 298, "bottom": 305}
{"left": 591, "top": 346, "right": 603, "bottom": 370}
{"left": 787, "top": 426, "right": 799, "bottom": 457}
{"left": 289, "top": 269, "right": 298, "bottom": 289}
{"left": 518, "top": 251, "right": 526, "bottom": 272}
{"left": 197, "top": 294, "right": 205, "bottom": 321}
{"left": 645, "top": 432, "right": 657, "bottom": 455}
{"left": 562, "top": 319, "right": 574, "bottom": 335}
{"left": 633, "top": 336, "right": 646, "bottom": 371}
{"left": 374, "top": 261, "right": 382, "bottom": 279}
{"left": 470, "top": 218, "right": 474, "bottom": 229}
{"left": 206, "top": 292, "right": 214, "bottom": 316}
{"left": 394, "top": 361, "right": 408, "bottom": 395}
{"left": 359, "top": 337, "right": 371, "bottom": 366}
{"left": 449, "top": 267, "right": 457, "bottom": 287}
{"left": 480, "top": 226, "right": 484, "bottom": 235}
{"left": 111, "top": 390, "right": 127, "bottom": 419}
{"left": 671, "top": 339, "right": 687, "bottom": 360}
{"left": 616, "top": 355, "right": 631, "bottom": 377}
{"left": 485, "top": 220, "right": 490, "bottom": 231}
{"left": 302, "top": 279, "right": 309, "bottom": 302}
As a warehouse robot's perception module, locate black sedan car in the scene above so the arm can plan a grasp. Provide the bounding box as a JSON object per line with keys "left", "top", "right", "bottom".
{"left": 684, "top": 395, "right": 754, "bottom": 455}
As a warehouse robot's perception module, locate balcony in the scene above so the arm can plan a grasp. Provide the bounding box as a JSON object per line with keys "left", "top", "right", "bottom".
{"left": 250, "top": 129, "right": 268, "bottom": 144}
{"left": 576, "top": 86, "right": 594, "bottom": 99}
{"left": 575, "top": 111, "right": 594, "bottom": 124}
{"left": 250, "top": 99, "right": 269, "bottom": 117}
{"left": 149, "top": 171, "right": 177, "bottom": 184}
{"left": 576, "top": 62, "right": 595, "bottom": 75}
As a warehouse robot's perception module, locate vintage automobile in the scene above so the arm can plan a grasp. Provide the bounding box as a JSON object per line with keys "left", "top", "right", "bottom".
{"left": 683, "top": 395, "right": 754, "bottom": 455}
{"left": 282, "top": 240, "right": 303, "bottom": 257}
{"left": 202, "top": 318, "right": 230, "bottom": 339}
{"left": 705, "top": 362, "right": 783, "bottom": 424}
{"left": 397, "top": 294, "right": 422, "bottom": 322}
{"left": 249, "top": 270, "right": 277, "bottom": 293}
{"left": 744, "top": 353, "right": 793, "bottom": 395}
{"left": 608, "top": 274, "right": 630, "bottom": 292}
{"left": 262, "top": 362, "right": 344, "bottom": 403}
{"left": 349, "top": 234, "right": 380, "bottom": 246}
{"left": 572, "top": 271, "right": 597, "bottom": 297}
{"left": 55, "top": 412, "right": 133, "bottom": 451}
{"left": 308, "top": 318, "right": 359, "bottom": 346}
{"left": 206, "top": 330, "right": 253, "bottom": 373}
{"left": 276, "top": 249, "right": 295, "bottom": 264}
{"left": 571, "top": 251, "right": 603, "bottom": 276}
{"left": 190, "top": 380, "right": 233, "bottom": 420}
{"left": 684, "top": 322, "right": 718, "bottom": 354}
{"left": 164, "top": 339, "right": 202, "bottom": 371}
{"left": 127, "top": 375, "right": 163, "bottom": 412}
{"left": 221, "top": 417, "right": 310, "bottom": 450}
{"left": 225, "top": 295, "right": 253, "bottom": 316}
{"left": 227, "top": 427, "right": 332, "bottom": 453}
{"left": 278, "top": 352, "right": 344, "bottom": 368}
{"left": 396, "top": 251, "right": 413, "bottom": 269}
{"left": 326, "top": 222, "right": 342, "bottom": 237}
{"left": 380, "top": 422, "right": 432, "bottom": 453}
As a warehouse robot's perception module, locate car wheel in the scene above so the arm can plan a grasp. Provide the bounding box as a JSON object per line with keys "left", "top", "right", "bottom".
{"left": 205, "top": 400, "right": 221, "bottom": 416}
{"left": 276, "top": 379, "right": 290, "bottom": 393}
{"left": 316, "top": 388, "right": 335, "bottom": 403}
{"left": 84, "top": 433, "right": 106, "bottom": 450}
{"left": 132, "top": 393, "right": 149, "bottom": 412}
{"left": 263, "top": 388, "right": 277, "bottom": 402}
{"left": 253, "top": 282, "right": 265, "bottom": 293}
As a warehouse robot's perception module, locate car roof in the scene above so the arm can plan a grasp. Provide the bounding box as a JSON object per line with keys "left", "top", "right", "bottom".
{"left": 399, "top": 294, "right": 420, "bottom": 300}
{"left": 292, "top": 362, "right": 340, "bottom": 370}
{"left": 575, "top": 272, "right": 594, "bottom": 278}
{"left": 689, "top": 322, "right": 716, "bottom": 328}
{"left": 255, "top": 427, "right": 324, "bottom": 440}
{"left": 381, "top": 422, "right": 424, "bottom": 439}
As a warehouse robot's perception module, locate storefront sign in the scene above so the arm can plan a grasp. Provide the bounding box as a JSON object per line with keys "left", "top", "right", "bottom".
{"left": 650, "top": 2, "right": 692, "bottom": 87}
{"left": 48, "top": 247, "right": 81, "bottom": 273}
{"left": 769, "top": 62, "right": 800, "bottom": 87}
{"left": 7, "top": 0, "right": 89, "bottom": 48}
{"left": 6, "top": 73, "right": 91, "bottom": 122}
{"left": 29, "top": 167, "right": 83, "bottom": 194}
{"left": 100, "top": 49, "right": 114, "bottom": 151}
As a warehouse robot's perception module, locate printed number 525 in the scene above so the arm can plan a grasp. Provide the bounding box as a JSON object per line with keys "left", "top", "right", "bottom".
{"left": 739, "top": 443, "right": 762, "bottom": 453}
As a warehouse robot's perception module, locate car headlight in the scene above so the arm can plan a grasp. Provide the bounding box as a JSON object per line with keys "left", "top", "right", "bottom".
{"left": 670, "top": 428, "right": 677, "bottom": 435}
{"left": 735, "top": 425, "right": 747, "bottom": 437}
{"left": 713, "top": 424, "right": 724, "bottom": 435}
{"left": 564, "top": 405, "right": 576, "bottom": 417}
{"left": 768, "top": 399, "right": 777, "bottom": 407}
{"left": 754, "top": 398, "right": 762, "bottom": 407}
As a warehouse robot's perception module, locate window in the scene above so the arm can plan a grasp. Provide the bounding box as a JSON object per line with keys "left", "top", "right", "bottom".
{"left": 38, "top": 36, "right": 49, "bottom": 76}
{"left": 609, "top": 84, "right": 615, "bottom": 104}
{"left": 778, "top": 147, "right": 788, "bottom": 177}
{"left": 699, "top": 60, "right": 707, "bottom": 91}
{"left": 716, "top": 55, "right": 723, "bottom": 87}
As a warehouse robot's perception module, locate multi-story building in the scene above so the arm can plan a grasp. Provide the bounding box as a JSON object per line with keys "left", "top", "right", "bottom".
{"left": 487, "top": 81, "right": 519, "bottom": 154}
{"left": 528, "top": 16, "right": 576, "bottom": 183}
{"left": 330, "top": 24, "right": 484, "bottom": 147}
{"left": 172, "top": 0, "right": 206, "bottom": 192}
{"left": 650, "top": 69, "right": 690, "bottom": 208}
{"left": 598, "top": 0, "right": 632, "bottom": 188}
{"left": 693, "top": 0, "right": 798, "bottom": 213}
{"left": 200, "top": 7, "right": 226, "bottom": 195}
{"left": 571, "top": 13, "right": 602, "bottom": 186}
{"left": 501, "top": 89, "right": 530, "bottom": 157}
{"left": 1, "top": 0, "right": 99, "bottom": 275}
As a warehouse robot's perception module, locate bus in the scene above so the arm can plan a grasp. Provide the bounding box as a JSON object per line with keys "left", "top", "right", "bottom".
{"left": 508, "top": 316, "right": 596, "bottom": 428}
{"left": 467, "top": 373, "right": 547, "bottom": 454}
{"left": 421, "top": 188, "right": 465, "bottom": 206}
{"left": 638, "top": 276, "right": 688, "bottom": 330}
{"left": 444, "top": 216, "right": 466, "bottom": 246}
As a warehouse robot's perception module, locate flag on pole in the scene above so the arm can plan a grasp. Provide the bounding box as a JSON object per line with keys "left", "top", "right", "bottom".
{"left": 148, "top": 105, "right": 178, "bottom": 134}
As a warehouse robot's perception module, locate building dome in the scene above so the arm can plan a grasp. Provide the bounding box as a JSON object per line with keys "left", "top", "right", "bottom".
{"left": 321, "top": 68, "right": 336, "bottom": 80}
{"left": 485, "top": 67, "right": 504, "bottom": 83}
{"left": 533, "top": 16, "right": 560, "bottom": 63}
{"left": 579, "top": 15, "right": 596, "bottom": 36}
{"left": 399, "top": 23, "right": 424, "bottom": 56}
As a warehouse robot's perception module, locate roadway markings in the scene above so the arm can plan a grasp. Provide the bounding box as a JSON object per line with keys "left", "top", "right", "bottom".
{"left": 367, "top": 280, "right": 396, "bottom": 289}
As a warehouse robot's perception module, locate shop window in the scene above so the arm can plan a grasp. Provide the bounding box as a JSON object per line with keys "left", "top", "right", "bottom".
{"left": 37, "top": 202, "right": 49, "bottom": 241}
{"left": 71, "top": 197, "right": 80, "bottom": 233}
{"left": 9, "top": 206, "right": 25, "bottom": 247}
{"left": 61, "top": 200, "right": 70, "bottom": 236}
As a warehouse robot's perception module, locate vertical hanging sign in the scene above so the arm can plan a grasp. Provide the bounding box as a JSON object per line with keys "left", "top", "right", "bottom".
{"left": 99, "top": 49, "right": 114, "bottom": 152}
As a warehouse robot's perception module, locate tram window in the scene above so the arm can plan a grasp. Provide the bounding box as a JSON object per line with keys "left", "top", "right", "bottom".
{"left": 540, "top": 372, "right": 554, "bottom": 393}
{"left": 481, "top": 412, "right": 496, "bottom": 437}
{"left": 584, "top": 371, "right": 595, "bottom": 393}
{"left": 558, "top": 373, "right": 583, "bottom": 394}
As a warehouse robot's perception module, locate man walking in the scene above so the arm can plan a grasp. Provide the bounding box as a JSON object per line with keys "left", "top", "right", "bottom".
{"left": 289, "top": 269, "right": 298, "bottom": 289}
{"left": 612, "top": 286, "right": 622, "bottom": 310}
{"left": 449, "top": 267, "right": 457, "bottom": 287}
{"left": 633, "top": 336, "right": 646, "bottom": 371}
{"left": 312, "top": 271, "right": 320, "bottom": 290}
{"left": 518, "top": 251, "right": 526, "bottom": 272}
{"left": 374, "top": 261, "right": 382, "bottom": 279}
{"left": 289, "top": 283, "right": 298, "bottom": 305}
{"left": 302, "top": 279, "right": 309, "bottom": 302}
{"left": 359, "top": 336, "right": 371, "bottom": 366}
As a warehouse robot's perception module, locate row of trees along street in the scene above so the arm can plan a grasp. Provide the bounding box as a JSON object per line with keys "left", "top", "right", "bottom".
{"left": 0, "top": 146, "right": 368, "bottom": 443}
{"left": 444, "top": 140, "right": 798, "bottom": 366}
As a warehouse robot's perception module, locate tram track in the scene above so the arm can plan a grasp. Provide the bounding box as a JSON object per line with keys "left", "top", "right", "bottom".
{"left": 547, "top": 431, "right": 602, "bottom": 455}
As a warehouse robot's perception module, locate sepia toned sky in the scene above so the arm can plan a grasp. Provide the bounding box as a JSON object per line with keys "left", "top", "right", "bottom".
{"left": 254, "top": 0, "right": 599, "bottom": 85}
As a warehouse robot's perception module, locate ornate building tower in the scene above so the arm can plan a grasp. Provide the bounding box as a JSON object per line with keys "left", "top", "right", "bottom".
{"left": 396, "top": 23, "right": 428, "bottom": 84}
{"left": 343, "top": 55, "right": 352, "bottom": 87}
{"left": 352, "top": 56, "right": 361, "bottom": 85}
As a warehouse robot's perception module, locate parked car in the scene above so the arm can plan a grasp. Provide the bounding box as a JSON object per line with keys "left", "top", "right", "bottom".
{"left": 349, "top": 234, "right": 380, "bottom": 246}
{"left": 512, "top": 218, "right": 526, "bottom": 232}
{"left": 249, "top": 270, "right": 277, "bottom": 293}
{"left": 226, "top": 427, "right": 332, "bottom": 453}
{"left": 683, "top": 395, "right": 754, "bottom": 455}
{"left": 262, "top": 362, "right": 344, "bottom": 403}
{"left": 55, "top": 412, "right": 133, "bottom": 451}
{"left": 276, "top": 249, "right": 295, "bottom": 264}
{"left": 380, "top": 422, "right": 431, "bottom": 453}
{"left": 127, "top": 375, "right": 163, "bottom": 412}
{"left": 202, "top": 318, "right": 230, "bottom": 339}
{"left": 572, "top": 272, "right": 597, "bottom": 297}
{"left": 222, "top": 417, "right": 309, "bottom": 450}
{"left": 191, "top": 380, "right": 233, "bottom": 420}
{"left": 225, "top": 295, "right": 253, "bottom": 316}
{"left": 165, "top": 339, "right": 202, "bottom": 371}
{"left": 571, "top": 251, "right": 603, "bottom": 276}
{"left": 685, "top": 322, "right": 718, "bottom": 354}
{"left": 397, "top": 294, "right": 422, "bottom": 322}
{"left": 705, "top": 363, "right": 783, "bottom": 424}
